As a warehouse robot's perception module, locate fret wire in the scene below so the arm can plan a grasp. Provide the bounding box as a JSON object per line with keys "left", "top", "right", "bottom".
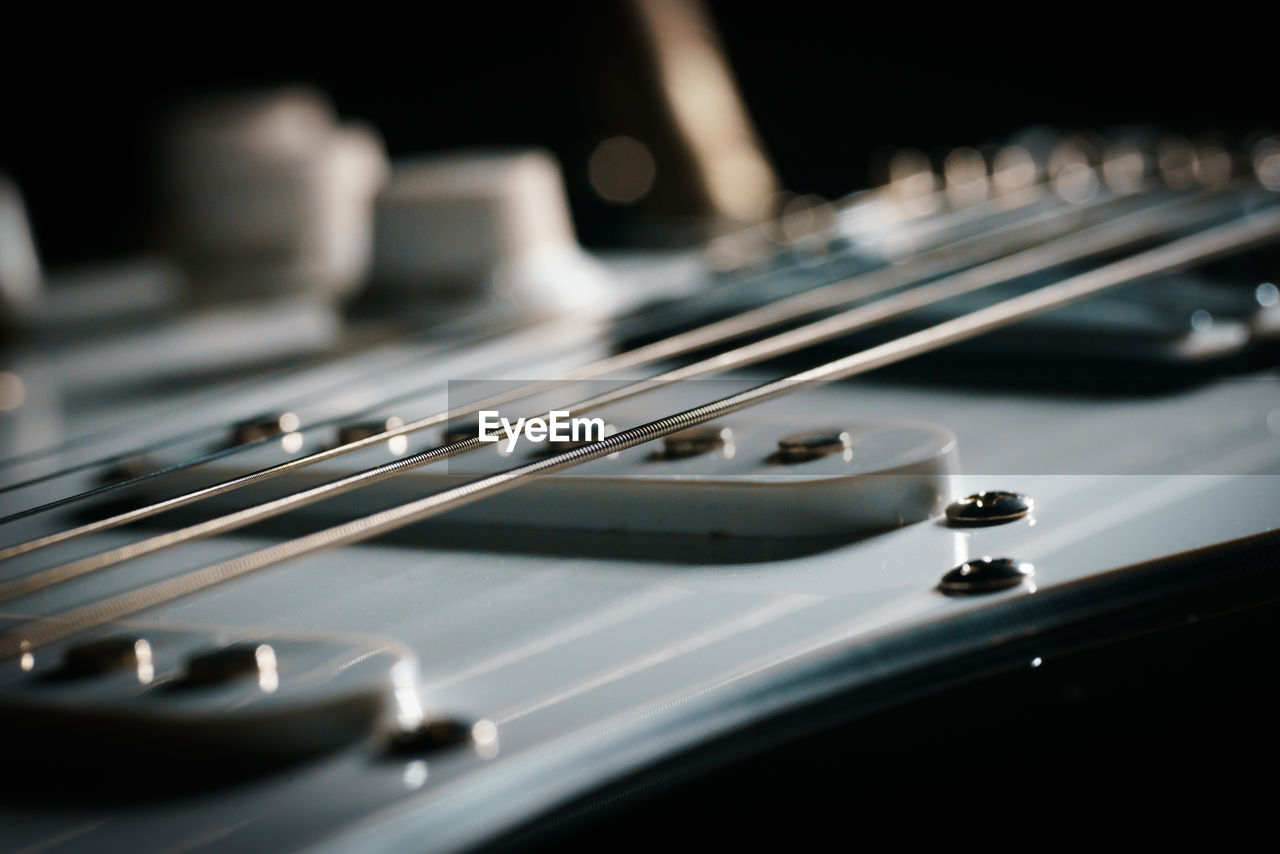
{"left": 0, "top": 183, "right": 1138, "bottom": 556}
{"left": 0, "top": 198, "right": 1264, "bottom": 614}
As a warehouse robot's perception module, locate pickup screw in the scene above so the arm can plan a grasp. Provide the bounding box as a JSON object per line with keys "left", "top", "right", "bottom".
{"left": 775, "top": 428, "right": 852, "bottom": 463}
{"left": 337, "top": 417, "right": 397, "bottom": 444}
{"left": 229, "top": 412, "right": 300, "bottom": 446}
{"left": 945, "top": 491, "right": 1033, "bottom": 526}
{"left": 97, "top": 455, "right": 151, "bottom": 485}
{"left": 62, "top": 636, "right": 154, "bottom": 682}
{"left": 441, "top": 422, "right": 479, "bottom": 446}
{"left": 662, "top": 425, "right": 733, "bottom": 459}
{"left": 337, "top": 417, "right": 407, "bottom": 454}
{"left": 939, "top": 557, "right": 1034, "bottom": 595}
{"left": 182, "top": 643, "right": 277, "bottom": 690}
{"left": 532, "top": 423, "right": 618, "bottom": 458}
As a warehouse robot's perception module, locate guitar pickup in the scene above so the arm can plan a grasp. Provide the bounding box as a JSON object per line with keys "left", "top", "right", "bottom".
{"left": 0, "top": 622, "right": 430, "bottom": 795}
{"left": 136, "top": 418, "right": 958, "bottom": 540}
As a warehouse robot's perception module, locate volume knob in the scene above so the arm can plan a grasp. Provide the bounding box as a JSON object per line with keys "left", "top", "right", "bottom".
{"left": 371, "top": 150, "right": 611, "bottom": 316}
{"left": 162, "top": 88, "right": 388, "bottom": 303}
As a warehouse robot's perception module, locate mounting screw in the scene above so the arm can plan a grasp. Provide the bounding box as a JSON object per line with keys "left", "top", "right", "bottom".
{"left": 939, "top": 557, "right": 1034, "bottom": 595}
{"left": 946, "top": 491, "right": 1033, "bottom": 526}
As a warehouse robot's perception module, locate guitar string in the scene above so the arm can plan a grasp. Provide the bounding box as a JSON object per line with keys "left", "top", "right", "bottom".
{"left": 0, "top": 187, "right": 1160, "bottom": 560}
{"left": 3, "top": 202, "right": 1276, "bottom": 656}
{"left": 0, "top": 179, "right": 954, "bottom": 487}
{"left": 0, "top": 314, "right": 603, "bottom": 520}
{"left": 0, "top": 188, "right": 1237, "bottom": 598}
{"left": 0, "top": 181, "right": 1105, "bottom": 519}
{"left": 0, "top": 180, "right": 1143, "bottom": 553}
{"left": 0, "top": 305, "right": 552, "bottom": 485}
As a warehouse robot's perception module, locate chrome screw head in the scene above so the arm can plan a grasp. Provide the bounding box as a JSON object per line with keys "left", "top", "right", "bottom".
{"left": 939, "top": 557, "right": 1034, "bottom": 595}
{"left": 945, "top": 491, "right": 1033, "bottom": 526}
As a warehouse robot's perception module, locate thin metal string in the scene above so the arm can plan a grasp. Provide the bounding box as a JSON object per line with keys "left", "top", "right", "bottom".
{"left": 4, "top": 203, "right": 1275, "bottom": 658}
{"left": 0, "top": 185, "right": 1140, "bottom": 556}
{"left": 0, "top": 182, "right": 963, "bottom": 491}
{"left": 0, "top": 308, "right": 545, "bottom": 486}
{"left": 0, "top": 313, "right": 592, "bottom": 516}
{"left": 0, "top": 184, "right": 1097, "bottom": 517}
{"left": 0, "top": 188, "right": 1234, "bottom": 600}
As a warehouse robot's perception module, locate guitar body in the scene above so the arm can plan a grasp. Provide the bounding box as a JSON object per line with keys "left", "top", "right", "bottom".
{"left": 2, "top": 10, "right": 1278, "bottom": 849}
{"left": 2, "top": 236, "right": 1278, "bottom": 850}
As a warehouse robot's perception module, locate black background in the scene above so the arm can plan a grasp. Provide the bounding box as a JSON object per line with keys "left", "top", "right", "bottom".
{"left": 1, "top": 3, "right": 1273, "bottom": 265}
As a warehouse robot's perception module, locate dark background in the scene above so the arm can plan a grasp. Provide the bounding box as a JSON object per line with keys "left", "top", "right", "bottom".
{"left": 1, "top": 4, "right": 1272, "bottom": 266}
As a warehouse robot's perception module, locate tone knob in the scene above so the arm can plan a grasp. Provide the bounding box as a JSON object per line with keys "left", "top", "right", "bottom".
{"left": 0, "top": 174, "right": 41, "bottom": 323}
{"left": 371, "top": 149, "right": 611, "bottom": 316}
{"left": 162, "top": 88, "right": 388, "bottom": 303}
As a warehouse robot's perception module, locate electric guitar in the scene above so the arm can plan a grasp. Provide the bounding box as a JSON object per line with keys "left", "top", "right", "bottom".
{"left": 2, "top": 119, "right": 1279, "bottom": 853}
